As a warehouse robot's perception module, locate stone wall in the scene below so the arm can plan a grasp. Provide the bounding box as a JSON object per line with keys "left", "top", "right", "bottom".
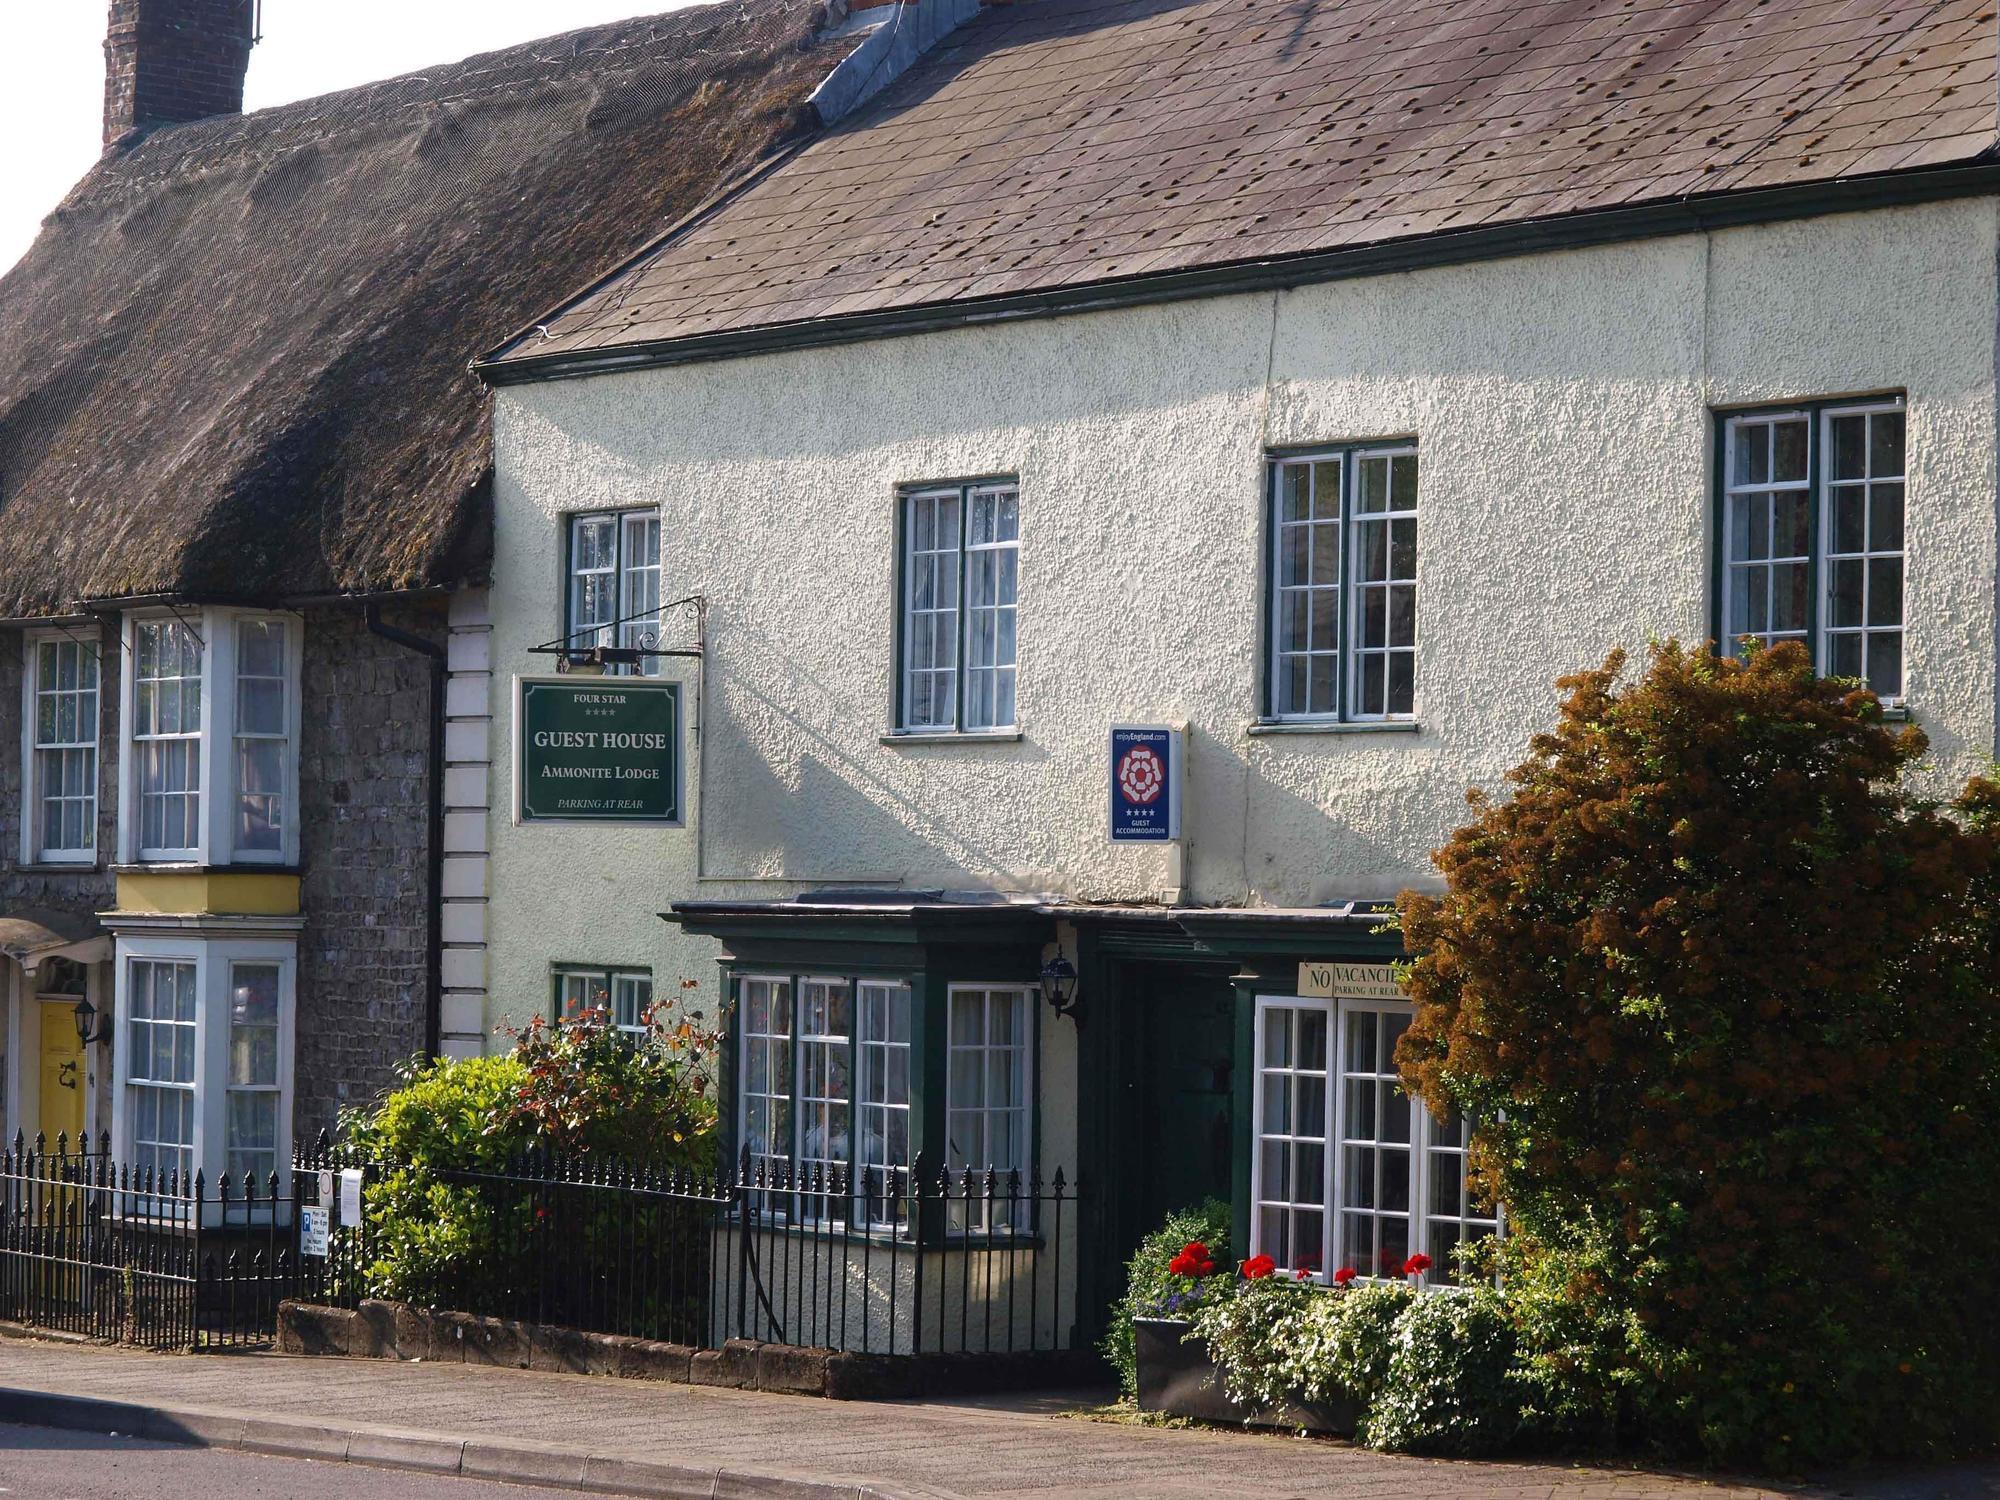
{"left": 293, "top": 598, "right": 444, "bottom": 1135}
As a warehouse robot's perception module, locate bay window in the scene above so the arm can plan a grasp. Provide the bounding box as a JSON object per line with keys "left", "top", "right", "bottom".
{"left": 133, "top": 619, "right": 202, "bottom": 859}
{"left": 566, "top": 509, "right": 663, "bottom": 675}
{"left": 113, "top": 936, "right": 295, "bottom": 1197}
{"left": 119, "top": 609, "right": 302, "bottom": 866}
{"left": 735, "top": 974, "right": 920, "bottom": 1225}
{"left": 1718, "top": 399, "right": 1906, "bottom": 703}
{"left": 1252, "top": 995, "right": 1497, "bottom": 1283}
{"left": 23, "top": 632, "right": 100, "bottom": 863}
{"left": 945, "top": 984, "right": 1033, "bottom": 1232}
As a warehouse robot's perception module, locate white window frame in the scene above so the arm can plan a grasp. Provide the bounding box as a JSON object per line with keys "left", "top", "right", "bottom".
{"left": 733, "top": 972, "right": 924, "bottom": 1230}
{"left": 565, "top": 509, "right": 663, "bottom": 677}
{"left": 1267, "top": 445, "right": 1419, "bottom": 724}
{"left": 110, "top": 934, "right": 297, "bottom": 1209}
{"left": 21, "top": 629, "right": 101, "bottom": 865}
{"left": 552, "top": 965, "right": 653, "bottom": 1040}
{"left": 1719, "top": 398, "right": 1907, "bottom": 705}
{"left": 118, "top": 609, "right": 303, "bottom": 867}
{"left": 1250, "top": 994, "right": 1499, "bottom": 1284}
{"left": 896, "top": 480, "right": 1020, "bottom": 734}
{"left": 944, "top": 983, "right": 1035, "bottom": 1234}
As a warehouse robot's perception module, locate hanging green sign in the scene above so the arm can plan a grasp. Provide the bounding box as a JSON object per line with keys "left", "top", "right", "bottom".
{"left": 516, "top": 677, "right": 682, "bottom": 824}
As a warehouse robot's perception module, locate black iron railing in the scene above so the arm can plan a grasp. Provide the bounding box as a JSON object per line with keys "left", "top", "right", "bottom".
{"left": 0, "top": 1134, "right": 1082, "bottom": 1359}
{"left": 0, "top": 1132, "right": 302, "bottom": 1350}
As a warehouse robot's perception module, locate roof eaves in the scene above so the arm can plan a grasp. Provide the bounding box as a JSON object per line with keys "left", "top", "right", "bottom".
{"left": 478, "top": 150, "right": 2000, "bottom": 387}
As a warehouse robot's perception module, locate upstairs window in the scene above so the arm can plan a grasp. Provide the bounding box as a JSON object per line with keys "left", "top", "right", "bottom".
{"left": 24, "top": 633, "right": 100, "bottom": 863}
{"left": 133, "top": 619, "right": 204, "bottom": 859}
{"left": 566, "top": 510, "right": 662, "bottom": 676}
{"left": 1267, "top": 446, "right": 1418, "bottom": 723}
{"left": 121, "top": 610, "right": 300, "bottom": 866}
{"left": 1719, "top": 400, "right": 1906, "bottom": 703}
{"left": 898, "top": 481, "right": 1019, "bottom": 733}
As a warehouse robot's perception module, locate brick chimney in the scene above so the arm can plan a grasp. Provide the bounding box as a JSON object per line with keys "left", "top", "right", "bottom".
{"left": 103, "top": 0, "right": 258, "bottom": 145}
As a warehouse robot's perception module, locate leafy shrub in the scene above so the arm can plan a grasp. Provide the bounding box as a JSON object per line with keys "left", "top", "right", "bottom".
{"left": 341, "top": 1053, "right": 532, "bottom": 1305}
{"left": 502, "top": 995, "right": 719, "bottom": 1168}
{"left": 344, "top": 997, "right": 724, "bottom": 1320}
{"left": 1311, "top": 1281, "right": 1411, "bottom": 1409}
{"left": 1363, "top": 1287, "right": 1519, "bottom": 1456}
{"left": 1103, "top": 1200, "right": 1232, "bottom": 1398}
{"left": 1189, "top": 1271, "right": 1314, "bottom": 1408}
{"left": 1397, "top": 640, "right": 2000, "bottom": 1467}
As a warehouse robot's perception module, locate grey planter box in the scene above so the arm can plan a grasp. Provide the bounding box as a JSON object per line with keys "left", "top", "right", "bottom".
{"left": 1132, "top": 1317, "right": 1357, "bottom": 1435}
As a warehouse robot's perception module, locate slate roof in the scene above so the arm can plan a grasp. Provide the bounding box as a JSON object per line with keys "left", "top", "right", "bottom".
{"left": 491, "top": 0, "right": 1998, "bottom": 369}
{"left": 0, "top": 0, "right": 850, "bottom": 618}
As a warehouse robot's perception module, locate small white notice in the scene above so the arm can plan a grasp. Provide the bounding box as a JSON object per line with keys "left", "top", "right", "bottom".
{"left": 339, "top": 1167, "right": 365, "bottom": 1225}
{"left": 1297, "top": 961, "right": 1402, "bottom": 1000}
{"left": 318, "top": 1169, "right": 335, "bottom": 1206}
{"left": 300, "top": 1206, "right": 330, "bottom": 1259}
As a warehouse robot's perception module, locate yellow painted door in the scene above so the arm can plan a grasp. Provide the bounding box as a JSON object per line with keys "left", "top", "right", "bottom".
{"left": 38, "top": 1008, "right": 85, "bottom": 1147}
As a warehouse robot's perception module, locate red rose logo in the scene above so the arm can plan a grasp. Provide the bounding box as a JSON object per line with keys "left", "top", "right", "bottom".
{"left": 1117, "top": 744, "right": 1165, "bottom": 806}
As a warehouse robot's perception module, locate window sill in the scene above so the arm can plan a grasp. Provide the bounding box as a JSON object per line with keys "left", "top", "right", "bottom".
{"left": 1248, "top": 719, "right": 1421, "bottom": 737}
{"left": 19, "top": 860, "right": 103, "bottom": 873}
{"left": 112, "top": 862, "right": 304, "bottom": 876}
{"left": 880, "top": 730, "right": 1023, "bottom": 746}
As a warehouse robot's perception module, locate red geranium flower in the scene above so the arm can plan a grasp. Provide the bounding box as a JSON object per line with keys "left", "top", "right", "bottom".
{"left": 1295, "top": 1268, "right": 1312, "bottom": 1281}
{"left": 1402, "top": 1252, "right": 1433, "bottom": 1277}
{"left": 1168, "top": 1240, "right": 1215, "bottom": 1278}
{"left": 1331, "top": 1266, "right": 1358, "bottom": 1287}
{"left": 1241, "top": 1254, "right": 1277, "bottom": 1281}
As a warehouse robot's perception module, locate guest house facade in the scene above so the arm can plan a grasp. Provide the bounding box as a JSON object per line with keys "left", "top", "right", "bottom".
{"left": 472, "top": 0, "right": 2000, "bottom": 1338}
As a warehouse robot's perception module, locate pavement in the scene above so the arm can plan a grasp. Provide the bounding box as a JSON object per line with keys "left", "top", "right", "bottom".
{"left": 0, "top": 1338, "right": 1996, "bottom": 1500}
{"left": 0, "top": 1420, "right": 587, "bottom": 1499}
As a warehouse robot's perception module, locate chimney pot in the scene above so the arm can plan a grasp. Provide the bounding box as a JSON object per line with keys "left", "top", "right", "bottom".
{"left": 103, "top": 0, "right": 258, "bottom": 146}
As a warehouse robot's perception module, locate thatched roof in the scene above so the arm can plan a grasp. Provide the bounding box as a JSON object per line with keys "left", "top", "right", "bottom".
{"left": 485, "top": 0, "right": 1998, "bottom": 374}
{"left": 0, "top": 0, "right": 849, "bottom": 619}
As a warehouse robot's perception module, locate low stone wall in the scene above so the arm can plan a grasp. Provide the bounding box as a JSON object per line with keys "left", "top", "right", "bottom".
{"left": 277, "top": 1300, "right": 1100, "bottom": 1400}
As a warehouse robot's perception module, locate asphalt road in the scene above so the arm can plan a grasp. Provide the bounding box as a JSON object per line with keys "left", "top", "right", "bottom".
{"left": 0, "top": 1423, "right": 572, "bottom": 1499}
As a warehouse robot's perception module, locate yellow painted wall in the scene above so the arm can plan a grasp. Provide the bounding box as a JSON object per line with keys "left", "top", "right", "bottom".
{"left": 113, "top": 872, "right": 301, "bottom": 917}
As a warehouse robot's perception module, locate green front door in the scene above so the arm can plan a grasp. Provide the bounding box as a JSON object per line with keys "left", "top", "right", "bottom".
{"left": 1131, "top": 964, "right": 1238, "bottom": 1236}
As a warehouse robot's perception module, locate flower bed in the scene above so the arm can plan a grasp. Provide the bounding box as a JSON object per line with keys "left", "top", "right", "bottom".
{"left": 1133, "top": 1317, "right": 1355, "bottom": 1433}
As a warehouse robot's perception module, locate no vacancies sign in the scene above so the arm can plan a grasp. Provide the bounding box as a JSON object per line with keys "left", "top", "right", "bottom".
{"left": 516, "top": 678, "right": 682, "bottom": 825}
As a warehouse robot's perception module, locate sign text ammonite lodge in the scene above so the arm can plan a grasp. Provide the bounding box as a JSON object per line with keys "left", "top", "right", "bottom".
{"left": 516, "top": 678, "right": 682, "bottom": 824}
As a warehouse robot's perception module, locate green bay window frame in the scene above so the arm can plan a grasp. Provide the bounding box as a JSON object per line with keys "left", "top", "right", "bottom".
{"left": 729, "top": 969, "right": 1035, "bottom": 1234}
{"left": 564, "top": 508, "right": 664, "bottom": 677}
{"left": 1262, "top": 444, "right": 1419, "bottom": 724}
{"left": 1250, "top": 993, "right": 1499, "bottom": 1284}
{"left": 1712, "top": 395, "right": 1907, "bottom": 705}
{"left": 893, "top": 476, "right": 1020, "bottom": 734}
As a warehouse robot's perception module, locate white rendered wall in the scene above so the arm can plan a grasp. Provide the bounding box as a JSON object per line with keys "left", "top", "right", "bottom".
{"left": 483, "top": 200, "right": 2000, "bottom": 1112}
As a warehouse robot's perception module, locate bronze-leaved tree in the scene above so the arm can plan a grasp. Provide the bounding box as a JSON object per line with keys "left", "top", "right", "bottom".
{"left": 1396, "top": 640, "right": 2000, "bottom": 1468}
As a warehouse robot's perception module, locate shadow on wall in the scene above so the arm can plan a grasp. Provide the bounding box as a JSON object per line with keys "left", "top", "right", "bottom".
{"left": 702, "top": 615, "right": 1442, "bottom": 902}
